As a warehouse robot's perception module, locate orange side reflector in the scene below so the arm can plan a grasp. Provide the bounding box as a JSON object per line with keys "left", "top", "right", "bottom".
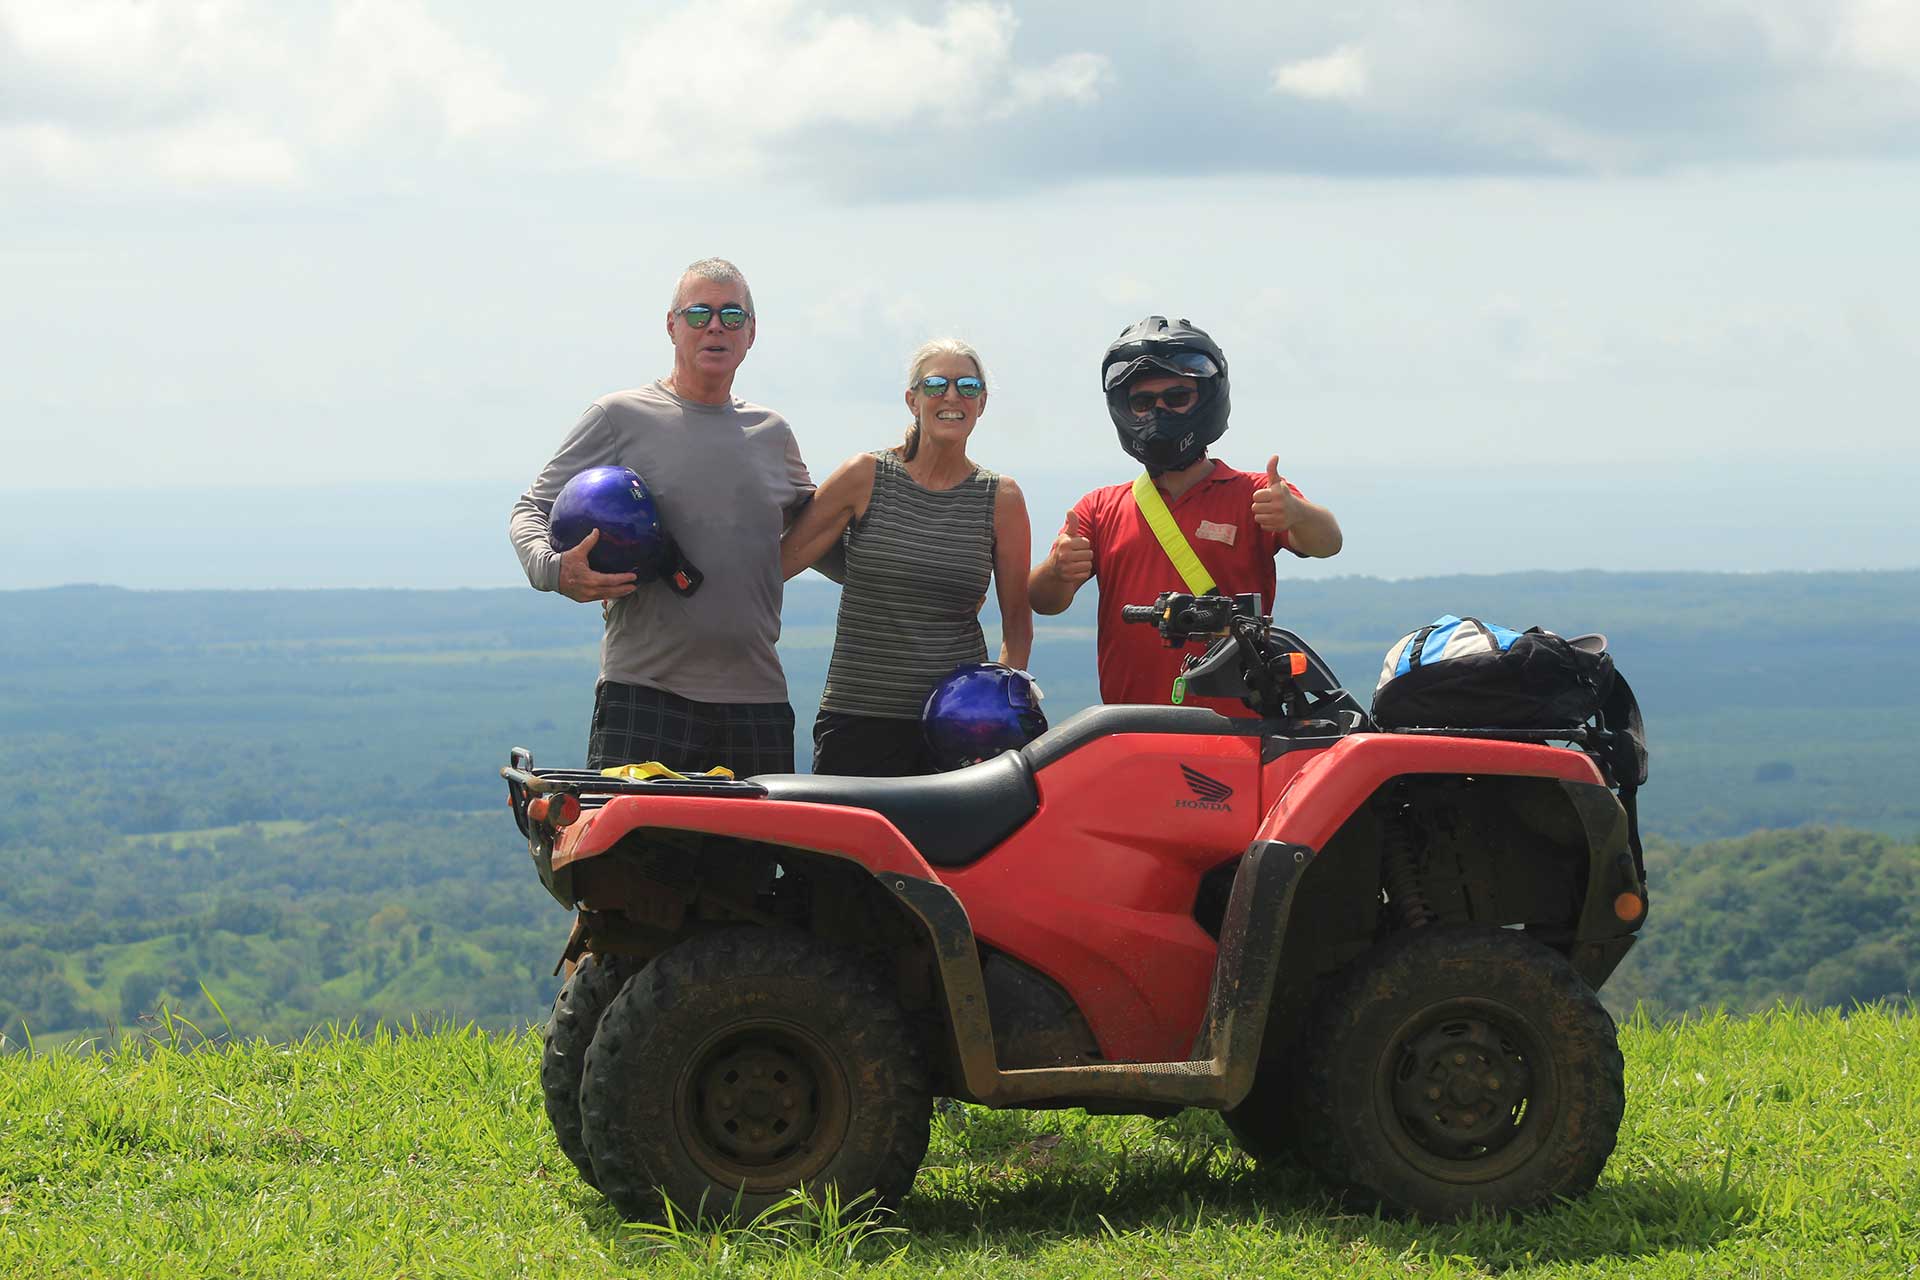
{"left": 1613, "top": 892, "right": 1645, "bottom": 922}
{"left": 1288, "top": 652, "right": 1309, "bottom": 676}
{"left": 528, "top": 796, "right": 550, "bottom": 822}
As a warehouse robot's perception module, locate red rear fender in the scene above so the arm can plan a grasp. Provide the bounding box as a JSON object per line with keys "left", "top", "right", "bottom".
{"left": 552, "top": 795, "right": 935, "bottom": 879}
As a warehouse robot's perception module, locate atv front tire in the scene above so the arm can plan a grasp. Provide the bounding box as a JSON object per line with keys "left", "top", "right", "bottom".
{"left": 1221, "top": 1057, "right": 1299, "bottom": 1163}
{"left": 1297, "top": 926, "right": 1624, "bottom": 1220}
{"left": 579, "top": 927, "right": 932, "bottom": 1222}
{"left": 540, "top": 951, "right": 638, "bottom": 1188}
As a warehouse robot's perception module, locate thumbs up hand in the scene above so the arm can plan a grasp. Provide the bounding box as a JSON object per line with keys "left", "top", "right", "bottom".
{"left": 1047, "top": 510, "right": 1095, "bottom": 587}
{"left": 1251, "top": 455, "right": 1300, "bottom": 533}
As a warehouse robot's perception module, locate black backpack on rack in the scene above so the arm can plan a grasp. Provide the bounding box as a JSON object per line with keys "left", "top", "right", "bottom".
{"left": 1372, "top": 615, "right": 1612, "bottom": 733}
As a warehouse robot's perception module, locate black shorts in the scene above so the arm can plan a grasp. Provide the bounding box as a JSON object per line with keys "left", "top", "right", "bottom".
{"left": 588, "top": 682, "right": 796, "bottom": 777}
{"left": 811, "top": 709, "right": 939, "bottom": 778}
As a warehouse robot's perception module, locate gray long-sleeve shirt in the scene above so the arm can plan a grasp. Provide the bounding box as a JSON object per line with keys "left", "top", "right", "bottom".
{"left": 509, "top": 381, "right": 815, "bottom": 703}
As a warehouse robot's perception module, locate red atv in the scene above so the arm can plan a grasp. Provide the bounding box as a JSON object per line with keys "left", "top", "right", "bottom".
{"left": 502, "top": 593, "right": 1648, "bottom": 1222}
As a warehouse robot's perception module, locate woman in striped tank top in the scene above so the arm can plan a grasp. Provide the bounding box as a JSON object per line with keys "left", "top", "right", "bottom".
{"left": 780, "top": 339, "right": 1034, "bottom": 776}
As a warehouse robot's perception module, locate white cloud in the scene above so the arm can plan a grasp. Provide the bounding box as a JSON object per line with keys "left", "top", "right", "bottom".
{"left": 2, "top": 117, "right": 304, "bottom": 189}
{"left": 585, "top": 0, "right": 1111, "bottom": 176}
{"left": 1829, "top": 0, "right": 1920, "bottom": 78}
{"left": 143, "top": 115, "right": 309, "bottom": 187}
{"left": 323, "top": 0, "right": 536, "bottom": 143}
{"left": 1248, "top": 2, "right": 1920, "bottom": 173}
{"left": 1271, "top": 44, "right": 1368, "bottom": 101}
{"left": 1007, "top": 50, "right": 1114, "bottom": 112}
{"left": 5, "top": 1, "right": 1920, "bottom": 198}
{"left": 0, "top": 0, "right": 534, "bottom": 192}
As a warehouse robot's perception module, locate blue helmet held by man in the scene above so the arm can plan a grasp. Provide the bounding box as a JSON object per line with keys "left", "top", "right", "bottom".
{"left": 549, "top": 465, "right": 703, "bottom": 596}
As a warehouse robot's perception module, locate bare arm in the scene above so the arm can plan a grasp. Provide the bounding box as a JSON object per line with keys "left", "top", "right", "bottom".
{"left": 779, "top": 453, "right": 877, "bottom": 581}
{"left": 1028, "top": 508, "right": 1094, "bottom": 616}
{"left": 990, "top": 476, "right": 1034, "bottom": 669}
{"left": 1251, "top": 456, "right": 1343, "bottom": 559}
{"left": 1284, "top": 496, "right": 1343, "bottom": 558}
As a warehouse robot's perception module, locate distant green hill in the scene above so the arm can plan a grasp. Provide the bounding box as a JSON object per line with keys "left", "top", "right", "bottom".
{"left": 1606, "top": 827, "right": 1920, "bottom": 1016}
{"left": 4, "top": 805, "right": 1913, "bottom": 1045}
{"left": 2, "top": 572, "right": 1917, "bottom": 1044}
{"left": 5, "top": 571, "right": 1918, "bottom": 839}
{"left": 0, "top": 813, "right": 554, "bottom": 1046}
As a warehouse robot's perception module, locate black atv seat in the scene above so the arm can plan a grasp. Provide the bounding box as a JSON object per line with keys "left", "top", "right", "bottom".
{"left": 1019, "top": 704, "right": 1266, "bottom": 772}
{"left": 756, "top": 753, "right": 1039, "bottom": 867}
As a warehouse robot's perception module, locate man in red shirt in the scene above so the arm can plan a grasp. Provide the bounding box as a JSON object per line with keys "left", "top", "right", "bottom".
{"left": 1028, "top": 316, "right": 1343, "bottom": 716}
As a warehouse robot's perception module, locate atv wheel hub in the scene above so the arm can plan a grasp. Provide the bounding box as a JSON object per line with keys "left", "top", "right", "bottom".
{"left": 677, "top": 1020, "right": 852, "bottom": 1190}
{"left": 1389, "top": 1014, "right": 1535, "bottom": 1161}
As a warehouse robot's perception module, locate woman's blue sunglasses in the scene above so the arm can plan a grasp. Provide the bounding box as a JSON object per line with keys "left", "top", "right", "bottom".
{"left": 918, "top": 375, "right": 985, "bottom": 399}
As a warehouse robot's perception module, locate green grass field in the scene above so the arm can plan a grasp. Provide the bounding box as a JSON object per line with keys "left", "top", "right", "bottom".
{"left": 2, "top": 1007, "right": 1914, "bottom": 1278}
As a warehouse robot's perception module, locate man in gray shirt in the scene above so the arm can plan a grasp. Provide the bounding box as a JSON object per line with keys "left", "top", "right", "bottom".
{"left": 509, "top": 258, "right": 816, "bottom": 774}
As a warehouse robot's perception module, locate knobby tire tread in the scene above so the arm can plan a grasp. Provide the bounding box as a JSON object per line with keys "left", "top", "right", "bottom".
{"left": 1294, "top": 925, "right": 1625, "bottom": 1220}
{"left": 539, "top": 951, "right": 638, "bottom": 1189}
{"left": 579, "top": 927, "right": 932, "bottom": 1222}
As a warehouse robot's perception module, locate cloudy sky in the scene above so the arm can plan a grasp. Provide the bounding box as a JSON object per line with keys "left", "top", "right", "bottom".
{"left": 4, "top": 1, "right": 1917, "bottom": 585}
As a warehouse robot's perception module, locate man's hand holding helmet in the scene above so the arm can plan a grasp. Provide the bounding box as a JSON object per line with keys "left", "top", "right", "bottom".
{"left": 557, "top": 530, "right": 638, "bottom": 603}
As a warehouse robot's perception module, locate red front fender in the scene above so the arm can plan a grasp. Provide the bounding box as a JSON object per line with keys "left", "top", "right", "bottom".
{"left": 1259, "top": 734, "right": 1606, "bottom": 849}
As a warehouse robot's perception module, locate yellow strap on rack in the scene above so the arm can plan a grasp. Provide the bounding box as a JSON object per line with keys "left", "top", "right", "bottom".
{"left": 599, "top": 761, "right": 736, "bottom": 781}
{"left": 1131, "top": 472, "right": 1217, "bottom": 595}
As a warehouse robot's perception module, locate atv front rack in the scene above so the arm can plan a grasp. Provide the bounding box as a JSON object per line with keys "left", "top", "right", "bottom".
{"left": 1384, "top": 726, "right": 1594, "bottom": 743}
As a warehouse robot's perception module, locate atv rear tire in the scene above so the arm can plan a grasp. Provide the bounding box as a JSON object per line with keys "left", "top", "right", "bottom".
{"left": 1297, "top": 926, "right": 1624, "bottom": 1220}
{"left": 540, "top": 951, "right": 638, "bottom": 1188}
{"left": 579, "top": 927, "right": 932, "bottom": 1222}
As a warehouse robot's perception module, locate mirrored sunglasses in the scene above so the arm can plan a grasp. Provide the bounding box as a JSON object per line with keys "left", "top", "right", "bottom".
{"left": 918, "top": 375, "right": 985, "bottom": 399}
{"left": 678, "top": 304, "right": 751, "bottom": 330}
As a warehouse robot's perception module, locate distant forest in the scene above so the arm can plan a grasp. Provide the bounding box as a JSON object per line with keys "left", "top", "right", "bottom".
{"left": 2, "top": 572, "right": 1916, "bottom": 1045}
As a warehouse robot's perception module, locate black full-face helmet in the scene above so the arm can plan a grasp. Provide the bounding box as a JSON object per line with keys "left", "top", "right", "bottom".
{"left": 1101, "top": 316, "right": 1231, "bottom": 474}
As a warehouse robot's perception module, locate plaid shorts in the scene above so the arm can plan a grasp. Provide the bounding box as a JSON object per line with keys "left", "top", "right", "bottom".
{"left": 588, "top": 681, "right": 796, "bottom": 777}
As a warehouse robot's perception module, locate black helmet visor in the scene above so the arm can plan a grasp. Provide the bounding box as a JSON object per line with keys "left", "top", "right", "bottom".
{"left": 1102, "top": 348, "right": 1220, "bottom": 391}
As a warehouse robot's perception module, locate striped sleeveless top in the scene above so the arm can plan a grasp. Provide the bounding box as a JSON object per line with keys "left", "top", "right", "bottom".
{"left": 820, "top": 449, "right": 1000, "bottom": 718}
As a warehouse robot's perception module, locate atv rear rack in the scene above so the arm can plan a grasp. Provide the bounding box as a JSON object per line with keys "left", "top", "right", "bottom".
{"left": 502, "top": 748, "right": 768, "bottom": 838}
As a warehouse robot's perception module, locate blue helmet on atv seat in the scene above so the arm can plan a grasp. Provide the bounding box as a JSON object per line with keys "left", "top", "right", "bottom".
{"left": 550, "top": 465, "right": 702, "bottom": 596}
{"left": 923, "top": 664, "right": 1048, "bottom": 771}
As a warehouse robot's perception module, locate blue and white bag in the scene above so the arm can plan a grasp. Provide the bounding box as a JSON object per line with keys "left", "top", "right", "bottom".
{"left": 1371, "top": 614, "right": 1613, "bottom": 733}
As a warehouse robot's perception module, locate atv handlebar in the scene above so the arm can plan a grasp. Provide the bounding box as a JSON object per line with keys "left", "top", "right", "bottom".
{"left": 1120, "top": 592, "right": 1261, "bottom": 645}
{"left": 1118, "top": 592, "right": 1356, "bottom": 722}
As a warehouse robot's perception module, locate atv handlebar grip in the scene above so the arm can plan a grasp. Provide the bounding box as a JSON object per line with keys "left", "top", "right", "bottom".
{"left": 1121, "top": 605, "right": 1159, "bottom": 624}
